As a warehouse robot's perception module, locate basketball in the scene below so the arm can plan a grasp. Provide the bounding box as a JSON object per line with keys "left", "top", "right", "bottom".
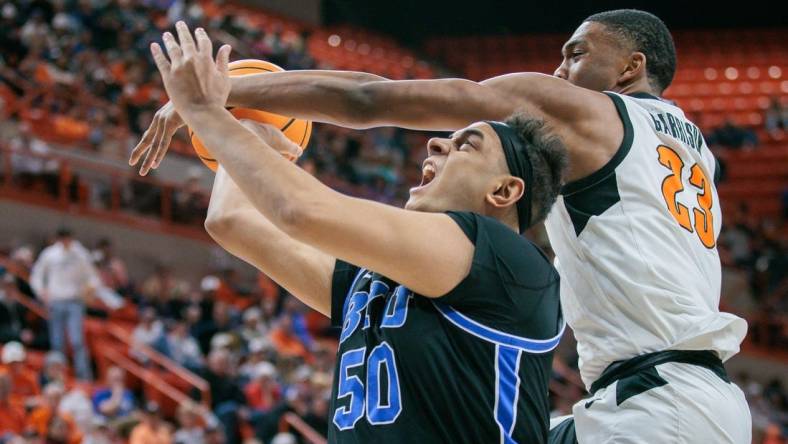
{"left": 189, "top": 59, "right": 312, "bottom": 171}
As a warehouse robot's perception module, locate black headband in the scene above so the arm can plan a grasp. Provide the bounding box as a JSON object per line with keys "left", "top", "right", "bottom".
{"left": 485, "top": 121, "right": 533, "bottom": 233}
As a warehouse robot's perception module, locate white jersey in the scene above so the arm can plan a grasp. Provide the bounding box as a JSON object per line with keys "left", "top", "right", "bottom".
{"left": 545, "top": 92, "right": 748, "bottom": 389}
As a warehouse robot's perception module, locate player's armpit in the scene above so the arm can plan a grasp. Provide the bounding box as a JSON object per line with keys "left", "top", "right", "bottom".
{"left": 205, "top": 167, "right": 335, "bottom": 316}
{"left": 281, "top": 194, "right": 475, "bottom": 298}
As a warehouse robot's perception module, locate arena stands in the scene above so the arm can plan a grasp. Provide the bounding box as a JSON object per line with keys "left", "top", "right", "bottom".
{"left": 0, "top": 1, "right": 785, "bottom": 443}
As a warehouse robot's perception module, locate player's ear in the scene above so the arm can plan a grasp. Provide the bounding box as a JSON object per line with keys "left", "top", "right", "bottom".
{"left": 618, "top": 51, "right": 647, "bottom": 87}
{"left": 486, "top": 176, "right": 524, "bottom": 210}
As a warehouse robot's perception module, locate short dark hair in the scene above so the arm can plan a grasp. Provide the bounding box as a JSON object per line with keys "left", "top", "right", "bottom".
{"left": 55, "top": 227, "right": 72, "bottom": 238}
{"left": 585, "top": 9, "right": 676, "bottom": 93}
{"left": 504, "top": 114, "right": 567, "bottom": 227}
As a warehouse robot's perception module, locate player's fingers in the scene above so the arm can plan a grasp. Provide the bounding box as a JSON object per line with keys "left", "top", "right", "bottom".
{"left": 129, "top": 120, "right": 157, "bottom": 166}
{"left": 150, "top": 43, "right": 171, "bottom": 75}
{"left": 140, "top": 121, "right": 164, "bottom": 175}
{"left": 161, "top": 33, "right": 182, "bottom": 64}
{"left": 152, "top": 129, "right": 175, "bottom": 169}
{"left": 194, "top": 27, "right": 212, "bottom": 58}
{"left": 175, "top": 21, "right": 197, "bottom": 58}
{"left": 216, "top": 44, "right": 231, "bottom": 74}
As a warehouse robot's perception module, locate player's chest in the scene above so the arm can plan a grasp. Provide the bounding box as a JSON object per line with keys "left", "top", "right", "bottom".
{"left": 337, "top": 273, "right": 439, "bottom": 348}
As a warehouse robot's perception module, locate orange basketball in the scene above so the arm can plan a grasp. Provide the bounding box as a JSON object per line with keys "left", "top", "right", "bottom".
{"left": 189, "top": 59, "right": 312, "bottom": 171}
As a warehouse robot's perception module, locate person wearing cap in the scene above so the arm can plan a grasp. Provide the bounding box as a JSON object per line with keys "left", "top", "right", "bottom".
{"left": 0, "top": 341, "right": 39, "bottom": 400}
{"left": 30, "top": 227, "right": 98, "bottom": 380}
{"left": 243, "top": 362, "right": 281, "bottom": 413}
{"left": 141, "top": 25, "right": 566, "bottom": 444}
{"left": 129, "top": 401, "right": 173, "bottom": 444}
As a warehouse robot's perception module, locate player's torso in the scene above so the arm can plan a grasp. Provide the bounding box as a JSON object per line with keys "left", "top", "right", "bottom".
{"left": 544, "top": 92, "right": 747, "bottom": 388}
{"left": 329, "top": 269, "right": 553, "bottom": 444}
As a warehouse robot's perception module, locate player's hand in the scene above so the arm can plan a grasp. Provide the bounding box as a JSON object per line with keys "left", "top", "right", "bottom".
{"left": 149, "top": 21, "right": 232, "bottom": 127}
{"left": 129, "top": 101, "right": 184, "bottom": 175}
{"left": 239, "top": 120, "right": 304, "bottom": 162}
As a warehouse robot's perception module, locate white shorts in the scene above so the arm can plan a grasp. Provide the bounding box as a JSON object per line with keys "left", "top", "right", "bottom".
{"left": 550, "top": 361, "right": 752, "bottom": 444}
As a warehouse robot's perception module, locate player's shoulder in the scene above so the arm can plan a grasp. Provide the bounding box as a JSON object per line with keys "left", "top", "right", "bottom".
{"left": 446, "top": 211, "right": 556, "bottom": 286}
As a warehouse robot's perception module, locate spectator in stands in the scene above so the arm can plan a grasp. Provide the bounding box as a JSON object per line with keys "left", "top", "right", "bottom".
{"left": 161, "top": 319, "right": 204, "bottom": 371}
{"left": 706, "top": 118, "right": 758, "bottom": 150}
{"left": 81, "top": 417, "right": 114, "bottom": 444}
{"left": 0, "top": 273, "right": 35, "bottom": 346}
{"left": 269, "top": 313, "right": 313, "bottom": 364}
{"left": 0, "top": 341, "right": 39, "bottom": 400}
{"left": 26, "top": 382, "right": 82, "bottom": 444}
{"left": 59, "top": 382, "right": 98, "bottom": 436}
{"left": 244, "top": 362, "right": 280, "bottom": 414}
{"left": 39, "top": 351, "right": 68, "bottom": 387}
{"left": 238, "top": 307, "right": 269, "bottom": 347}
{"left": 129, "top": 401, "right": 173, "bottom": 444}
{"left": 193, "top": 301, "right": 235, "bottom": 354}
{"left": 238, "top": 338, "right": 275, "bottom": 382}
{"left": 92, "top": 238, "right": 129, "bottom": 296}
{"left": 765, "top": 97, "right": 787, "bottom": 138}
{"left": 173, "top": 169, "right": 209, "bottom": 225}
{"left": 199, "top": 348, "right": 246, "bottom": 444}
{"left": 30, "top": 227, "right": 97, "bottom": 380}
{"left": 8, "top": 122, "right": 60, "bottom": 197}
{"left": 140, "top": 264, "right": 188, "bottom": 317}
{"left": 132, "top": 306, "right": 165, "bottom": 362}
{"left": 174, "top": 401, "right": 220, "bottom": 444}
{"left": 92, "top": 366, "right": 135, "bottom": 421}
{"left": 0, "top": 371, "right": 25, "bottom": 436}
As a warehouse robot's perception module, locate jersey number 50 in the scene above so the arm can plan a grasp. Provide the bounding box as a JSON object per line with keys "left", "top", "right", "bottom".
{"left": 656, "top": 145, "right": 715, "bottom": 248}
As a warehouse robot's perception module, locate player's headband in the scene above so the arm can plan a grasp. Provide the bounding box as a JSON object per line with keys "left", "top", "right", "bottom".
{"left": 485, "top": 121, "right": 533, "bottom": 233}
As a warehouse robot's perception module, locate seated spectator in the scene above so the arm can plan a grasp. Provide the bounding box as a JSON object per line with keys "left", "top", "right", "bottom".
{"left": 161, "top": 319, "right": 204, "bottom": 371}
{"left": 238, "top": 307, "right": 269, "bottom": 346}
{"left": 59, "top": 382, "right": 97, "bottom": 435}
{"left": 238, "top": 338, "right": 276, "bottom": 382}
{"left": 244, "top": 362, "right": 280, "bottom": 413}
{"left": 92, "top": 238, "right": 129, "bottom": 295}
{"left": 39, "top": 351, "right": 69, "bottom": 388}
{"left": 0, "top": 371, "right": 25, "bottom": 436}
{"left": 129, "top": 402, "right": 173, "bottom": 444}
{"left": 132, "top": 306, "right": 165, "bottom": 362}
{"left": 82, "top": 417, "right": 114, "bottom": 444}
{"left": 199, "top": 349, "right": 246, "bottom": 444}
{"left": 269, "top": 315, "right": 313, "bottom": 364}
{"left": 706, "top": 119, "right": 758, "bottom": 150}
{"left": 193, "top": 301, "right": 236, "bottom": 354}
{"left": 140, "top": 265, "right": 188, "bottom": 315}
{"left": 765, "top": 96, "right": 787, "bottom": 138}
{"left": 1, "top": 341, "right": 39, "bottom": 400}
{"left": 92, "top": 366, "right": 135, "bottom": 421}
{"left": 0, "top": 274, "right": 35, "bottom": 346}
{"left": 26, "top": 382, "right": 82, "bottom": 444}
{"left": 174, "top": 401, "right": 220, "bottom": 444}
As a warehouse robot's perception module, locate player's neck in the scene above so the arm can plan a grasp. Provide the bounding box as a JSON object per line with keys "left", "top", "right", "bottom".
{"left": 611, "top": 79, "right": 660, "bottom": 98}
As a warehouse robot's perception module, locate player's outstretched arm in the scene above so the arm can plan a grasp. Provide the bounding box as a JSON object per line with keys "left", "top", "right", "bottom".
{"left": 129, "top": 70, "right": 388, "bottom": 175}
{"left": 205, "top": 164, "right": 335, "bottom": 316}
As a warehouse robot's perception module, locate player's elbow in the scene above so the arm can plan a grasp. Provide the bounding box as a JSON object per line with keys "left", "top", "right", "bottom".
{"left": 204, "top": 209, "right": 239, "bottom": 243}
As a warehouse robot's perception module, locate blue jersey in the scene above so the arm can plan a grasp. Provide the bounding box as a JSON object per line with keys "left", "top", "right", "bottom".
{"left": 328, "top": 211, "right": 563, "bottom": 443}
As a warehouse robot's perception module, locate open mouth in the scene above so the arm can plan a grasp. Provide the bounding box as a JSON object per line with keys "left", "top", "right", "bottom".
{"left": 420, "top": 163, "right": 436, "bottom": 187}
{"left": 411, "top": 162, "right": 437, "bottom": 193}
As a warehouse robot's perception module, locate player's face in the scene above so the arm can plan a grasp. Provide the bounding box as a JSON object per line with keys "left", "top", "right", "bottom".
{"left": 554, "top": 21, "right": 629, "bottom": 92}
{"left": 405, "top": 122, "right": 509, "bottom": 214}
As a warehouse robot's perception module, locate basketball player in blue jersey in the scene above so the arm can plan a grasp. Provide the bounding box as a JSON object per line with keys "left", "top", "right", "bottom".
{"left": 145, "top": 23, "right": 568, "bottom": 443}
{"left": 134, "top": 9, "right": 752, "bottom": 443}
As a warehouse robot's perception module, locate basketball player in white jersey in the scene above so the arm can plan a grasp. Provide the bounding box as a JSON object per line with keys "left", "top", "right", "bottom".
{"left": 131, "top": 9, "right": 751, "bottom": 443}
